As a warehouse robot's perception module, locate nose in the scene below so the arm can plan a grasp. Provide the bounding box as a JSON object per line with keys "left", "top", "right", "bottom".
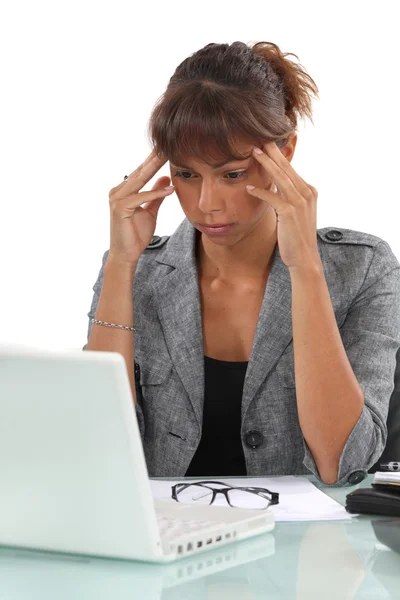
{"left": 197, "top": 180, "right": 223, "bottom": 213}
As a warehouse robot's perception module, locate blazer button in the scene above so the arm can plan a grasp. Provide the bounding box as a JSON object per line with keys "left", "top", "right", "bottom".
{"left": 325, "top": 229, "right": 343, "bottom": 242}
{"left": 244, "top": 430, "right": 264, "bottom": 449}
{"left": 149, "top": 236, "right": 161, "bottom": 246}
{"left": 347, "top": 470, "right": 367, "bottom": 485}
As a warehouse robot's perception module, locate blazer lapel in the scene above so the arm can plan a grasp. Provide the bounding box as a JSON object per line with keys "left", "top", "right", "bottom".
{"left": 241, "top": 243, "right": 293, "bottom": 419}
{"left": 151, "top": 220, "right": 205, "bottom": 430}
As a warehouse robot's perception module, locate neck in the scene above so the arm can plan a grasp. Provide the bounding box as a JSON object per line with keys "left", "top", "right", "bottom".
{"left": 196, "top": 216, "right": 278, "bottom": 283}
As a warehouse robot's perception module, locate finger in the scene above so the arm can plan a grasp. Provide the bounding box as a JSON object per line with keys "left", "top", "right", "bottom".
{"left": 263, "top": 143, "right": 312, "bottom": 198}
{"left": 125, "top": 150, "right": 169, "bottom": 193}
{"left": 246, "top": 184, "right": 282, "bottom": 211}
{"left": 109, "top": 150, "right": 158, "bottom": 194}
{"left": 110, "top": 150, "right": 169, "bottom": 199}
{"left": 119, "top": 186, "right": 175, "bottom": 211}
{"left": 253, "top": 147, "right": 301, "bottom": 201}
{"left": 141, "top": 195, "right": 166, "bottom": 218}
{"left": 125, "top": 149, "right": 158, "bottom": 182}
{"left": 151, "top": 176, "right": 171, "bottom": 190}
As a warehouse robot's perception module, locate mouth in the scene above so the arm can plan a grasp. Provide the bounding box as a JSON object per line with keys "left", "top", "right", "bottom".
{"left": 196, "top": 223, "right": 235, "bottom": 235}
{"left": 199, "top": 223, "right": 233, "bottom": 227}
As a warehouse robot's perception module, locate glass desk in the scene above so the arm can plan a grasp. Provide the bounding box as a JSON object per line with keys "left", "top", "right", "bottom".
{"left": 0, "top": 475, "right": 399, "bottom": 599}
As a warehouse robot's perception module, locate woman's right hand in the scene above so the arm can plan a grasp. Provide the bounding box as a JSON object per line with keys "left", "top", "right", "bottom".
{"left": 107, "top": 149, "right": 175, "bottom": 265}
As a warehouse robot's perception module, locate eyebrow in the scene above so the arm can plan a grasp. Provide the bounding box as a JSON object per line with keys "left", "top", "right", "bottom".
{"left": 172, "top": 153, "right": 252, "bottom": 170}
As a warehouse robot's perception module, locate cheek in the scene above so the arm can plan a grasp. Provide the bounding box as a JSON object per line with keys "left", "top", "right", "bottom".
{"left": 173, "top": 188, "right": 197, "bottom": 218}
{"left": 244, "top": 192, "right": 274, "bottom": 220}
{"left": 225, "top": 198, "right": 267, "bottom": 224}
{"left": 173, "top": 187, "right": 190, "bottom": 207}
{"left": 246, "top": 200, "right": 270, "bottom": 218}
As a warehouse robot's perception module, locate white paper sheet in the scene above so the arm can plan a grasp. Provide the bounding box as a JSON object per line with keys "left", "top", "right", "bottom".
{"left": 150, "top": 476, "right": 353, "bottom": 522}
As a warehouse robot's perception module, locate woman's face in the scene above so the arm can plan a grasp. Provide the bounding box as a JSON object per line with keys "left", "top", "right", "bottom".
{"left": 169, "top": 138, "right": 295, "bottom": 245}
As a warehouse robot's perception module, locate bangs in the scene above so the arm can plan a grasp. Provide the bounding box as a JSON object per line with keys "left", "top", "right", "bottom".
{"left": 148, "top": 82, "right": 284, "bottom": 167}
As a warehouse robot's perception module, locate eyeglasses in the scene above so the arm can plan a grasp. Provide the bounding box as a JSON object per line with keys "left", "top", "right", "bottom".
{"left": 171, "top": 480, "right": 279, "bottom": 510}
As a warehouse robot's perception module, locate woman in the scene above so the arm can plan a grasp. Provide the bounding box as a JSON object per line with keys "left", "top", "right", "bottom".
{"left": 84, "top": 41, "right": 400, "bottom": 485}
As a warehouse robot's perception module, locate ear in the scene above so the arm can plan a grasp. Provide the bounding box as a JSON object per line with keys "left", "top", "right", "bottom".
{"left": 280, "top": 132, "right": 297, "bottom": 163}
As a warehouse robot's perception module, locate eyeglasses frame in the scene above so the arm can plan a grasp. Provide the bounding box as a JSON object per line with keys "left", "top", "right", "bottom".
{"left": 171, "top": 480, "right": 279, "bottom": 509}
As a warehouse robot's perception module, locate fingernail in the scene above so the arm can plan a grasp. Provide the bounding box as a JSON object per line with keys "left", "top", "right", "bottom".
{"left": 164, "top": 185, "right": 174, "bottom": 190}
{"left": 253, "top": 147, "right": 263, "bottom": 154}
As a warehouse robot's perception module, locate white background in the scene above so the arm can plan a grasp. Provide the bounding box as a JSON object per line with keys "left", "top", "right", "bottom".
{"left": 0, "top": 0, "right": 398, "bottom": 349}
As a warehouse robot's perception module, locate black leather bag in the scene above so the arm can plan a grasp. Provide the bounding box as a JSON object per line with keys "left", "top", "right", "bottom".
{"left": 346, "top": 484, "right": 400, "bottom": 517}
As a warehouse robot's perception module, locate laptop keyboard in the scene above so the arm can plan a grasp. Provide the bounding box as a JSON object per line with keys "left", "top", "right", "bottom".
{"left": 157, "top": 515, "right": 217, "bottom": 540}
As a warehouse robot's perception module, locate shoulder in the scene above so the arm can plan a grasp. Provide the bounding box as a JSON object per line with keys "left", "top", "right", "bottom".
{"left": 317, "top": 226, "right": 400, "bottom": 274}
{"left": 317, "top": 226, "right": 386, "bottom": 248}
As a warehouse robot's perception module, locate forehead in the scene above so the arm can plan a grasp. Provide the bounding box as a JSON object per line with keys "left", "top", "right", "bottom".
{"left": 171, "top": 141, "right": 255, "bottom": 170}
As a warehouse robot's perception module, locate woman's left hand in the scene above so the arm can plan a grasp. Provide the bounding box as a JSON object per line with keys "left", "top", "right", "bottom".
{"left": 247, "top": 142, "right": 321, "bottom": 273}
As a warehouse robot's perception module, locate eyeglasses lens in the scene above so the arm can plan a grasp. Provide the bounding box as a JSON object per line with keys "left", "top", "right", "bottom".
{"left": 178, "top": 485, "right": 214, "bottom": 504}
{"left": 228, "top": 489, "right": 270, "bottom": 509}
{"left": 176, "top": 484, "right": 272, "bottom": 509}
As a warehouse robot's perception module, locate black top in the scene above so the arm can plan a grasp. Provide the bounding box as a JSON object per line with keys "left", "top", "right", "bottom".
{"left": 185, "top": 355, "right": 248, "bottom": 477}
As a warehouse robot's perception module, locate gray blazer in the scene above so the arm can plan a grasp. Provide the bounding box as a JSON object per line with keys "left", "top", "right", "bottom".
{"left": 84, "top": 218, "right": 400, "bottom": 486}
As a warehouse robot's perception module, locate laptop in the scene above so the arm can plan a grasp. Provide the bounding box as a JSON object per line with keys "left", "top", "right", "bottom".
{"left": 0, "top": 344, "right": 274, "bottom": 563}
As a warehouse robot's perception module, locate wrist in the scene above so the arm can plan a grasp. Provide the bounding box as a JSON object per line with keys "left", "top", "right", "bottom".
{"left": 105, "top": 256, "right": 138, "bottom": 276}
{"left": 289, "top": 258, "right": 324, "bottom": 281}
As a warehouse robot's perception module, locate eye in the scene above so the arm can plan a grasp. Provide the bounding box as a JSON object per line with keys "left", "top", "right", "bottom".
{"left": 173, "top": 170, "right": 247, "bottom": 182}
{"left": 173, "top": 170, "right": 193, "bottom": 180}
{"left": 226, "top": 171, "right": 246, "bottom": 181}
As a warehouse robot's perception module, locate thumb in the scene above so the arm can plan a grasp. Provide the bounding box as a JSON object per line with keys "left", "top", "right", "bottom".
{"left": 151, "top": 176, "right": 171, "bottom": 190}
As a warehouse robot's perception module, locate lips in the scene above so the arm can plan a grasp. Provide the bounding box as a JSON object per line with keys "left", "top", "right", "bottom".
{"left": 199, "top": 224, "right": 233, "bottom": 227}
{"left": 197, "top": 223, "right": 235, "bottom": 235}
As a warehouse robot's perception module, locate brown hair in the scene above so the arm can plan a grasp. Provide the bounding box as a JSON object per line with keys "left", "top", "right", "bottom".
{"left": 147, "top": 41, "right": 319, "bottom": 167}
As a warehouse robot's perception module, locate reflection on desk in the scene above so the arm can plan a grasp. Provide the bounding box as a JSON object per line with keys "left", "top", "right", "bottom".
{"left": 0, "top": 533, "right": 274, "bottom": 600}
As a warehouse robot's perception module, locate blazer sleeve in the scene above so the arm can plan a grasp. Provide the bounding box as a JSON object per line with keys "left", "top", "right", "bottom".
{"left": 82, "top": 250, "right": 145, "bottom": 440}
{"left": 302, "top": 239, "right": 400, "bottom": 486}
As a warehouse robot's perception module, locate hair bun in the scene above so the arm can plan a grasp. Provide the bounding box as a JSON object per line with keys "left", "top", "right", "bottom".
{"left": 251, "top": 41, "right": 319, "bottom": 125}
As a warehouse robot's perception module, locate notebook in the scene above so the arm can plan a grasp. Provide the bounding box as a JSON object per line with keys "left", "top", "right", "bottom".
{"left": 0, "top": 344, "right": 274, "bottom": 563}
